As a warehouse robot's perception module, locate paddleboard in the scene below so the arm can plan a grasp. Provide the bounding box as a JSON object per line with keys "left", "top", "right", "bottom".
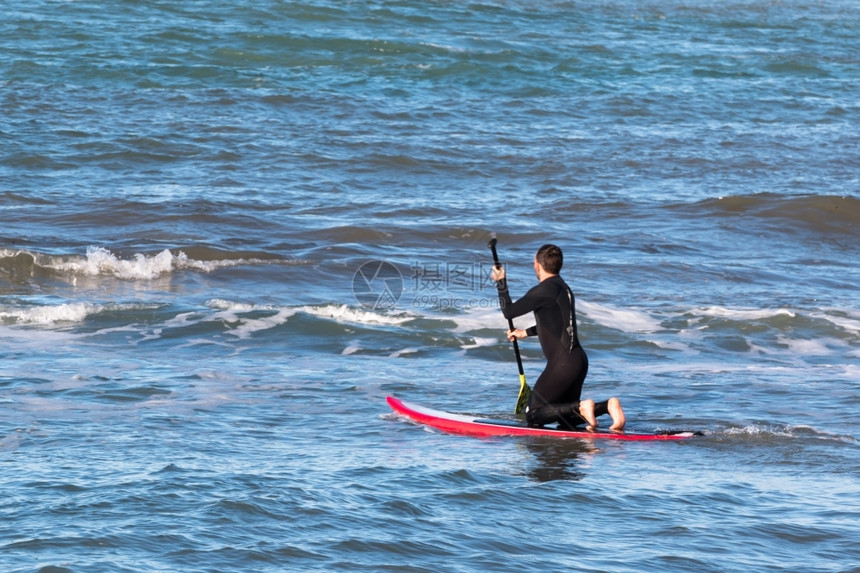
{"left": 387, "top": 396, "right": 702, "bottom": 441}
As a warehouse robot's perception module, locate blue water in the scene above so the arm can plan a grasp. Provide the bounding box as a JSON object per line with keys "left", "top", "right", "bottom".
{"left": 1, "top": 1, "right": 859, "bottom": 571}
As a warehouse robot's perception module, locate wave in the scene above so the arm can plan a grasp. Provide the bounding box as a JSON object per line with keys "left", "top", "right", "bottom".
{"left": 540, "top": 194, "right": 859, "bottom": 238}
{"left": 720, "top": 424, "right": 856, "bottom": 444}
{"left": 0, "top": 246, "right": 300, "bottom": 281}
{"left": 578, "top": 300, "right": 662, "bottom": 333}
{"left": 694, "top": 193, "right": 860, "bottom": 236}
{"left": 447, "top": 298, "right": 859, "bottom": 349}
{"left": 207, "top": 300, "right": 417, "bottom": 326}
{"left": 0, "top": 301, "right": 160, "bottom": 325}
{"left": 575, "top": 302, "right": 800, "bottom": 335}
{"left": 581, "top": 302, "right": 856, "bottom": 337}
{"left": 0, "top": 296, "right": 422, "bottom": 333}
{"left": 4, "top": 293, "right": 856, "bottom": 368}
{"left": 204, "top": 300, "right": 418, "bottom": 340}
{"left": 811, "top": 309, "right": 860, "bottom": 335}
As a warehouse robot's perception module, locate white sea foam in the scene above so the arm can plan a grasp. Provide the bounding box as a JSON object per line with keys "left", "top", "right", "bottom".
{"left": 459, "top": 336, "right": 497, "bottom": 350}
{"left": 0, "top": 302, "right": 155, "bottom": 325}
{"left": 206, "top": 299, "right": 272, "bottom": 312}
{"left": 34, "top": 246, "right": 293, "bottom": 280}
{"left": 843, "top": 363, "right": 860, "bottom": 379}
{"left": 0, "top": 325, "right": 79, "bottom": 347}
{"left": 199, "top": 300, "right": 295, "bottom": 339}
{"left": 723, "top": 424, "right": 854, "bottom": 443}
{"left": 694, "top": 306, "right": 796, "bottom": 321}
{"left": 39, "top": 247, "right": 178, "bottom": 280}
{"left": 0, "top": 302, "right": 97, "bottom": 324}
{"left": 449, "top": 300, "right": 665, "bottom": 335}
{"left": 390, "top": 348, "right": 419, "bottom": 358}
{"left": 209, "top": 300, "right": 416, "bottom": 326}
{"left": 301, "top": 303, "right": 416, "bottom": 326}
{"left": 577, "top": 300, "right": 662, "bottom": 333}
{"left": 813, "top": 310, "right": 860, "bottom": 334}
{"left": 450, "top": 307, "right": 504, "bottom": 333}
{"left": 645, "top": 339, "right": 694, "bottom": 352}
{"left": 224, "top": 308, "right": 297, "bottom": 339}
{"left": 203, "top": 300, "right": 418, "bottom": 341}
{"left": 776, "top": 335, "right": 835, "bottom": 356}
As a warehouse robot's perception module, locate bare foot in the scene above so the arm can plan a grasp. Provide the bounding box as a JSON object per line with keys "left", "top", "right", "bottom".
{"left": 608, "top": 397, "right": 626, "bottom": 431}
{"left": 578, "top": 399, "right": 597, "bottom": 429}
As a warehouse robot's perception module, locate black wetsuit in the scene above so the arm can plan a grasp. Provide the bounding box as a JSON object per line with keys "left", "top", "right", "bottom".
{"left": 497, "top": 275, "right": 606, "bottom": 428}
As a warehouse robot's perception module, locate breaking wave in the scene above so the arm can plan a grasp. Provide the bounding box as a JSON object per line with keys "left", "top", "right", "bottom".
{"left": 0, "top": 246, "right": 299, "bottom": 282}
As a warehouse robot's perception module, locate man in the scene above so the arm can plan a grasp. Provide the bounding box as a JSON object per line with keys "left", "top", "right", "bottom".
{"left": 491, "top": 244, "right": 626, "bottom": 431}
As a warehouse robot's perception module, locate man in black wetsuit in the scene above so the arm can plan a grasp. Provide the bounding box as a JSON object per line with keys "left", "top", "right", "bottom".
{"left": 491, "top": 244, "right": 626, "bottom": 431}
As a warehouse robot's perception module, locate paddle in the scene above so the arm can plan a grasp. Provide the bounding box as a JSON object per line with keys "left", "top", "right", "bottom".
{"left": 488, "top": 235, "right": 532, "bottom": 415}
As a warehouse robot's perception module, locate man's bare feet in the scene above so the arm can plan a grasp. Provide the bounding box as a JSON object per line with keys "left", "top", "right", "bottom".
{"left": 578, "top": 399, "right": 597, "bottom": 429}
{"left": 608, "top": 397, "right": 626, "bottom": 431}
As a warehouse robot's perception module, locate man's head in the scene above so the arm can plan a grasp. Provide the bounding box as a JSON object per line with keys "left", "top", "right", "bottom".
{"left": 534, "top": 244, "right": 563, "bottom": 276}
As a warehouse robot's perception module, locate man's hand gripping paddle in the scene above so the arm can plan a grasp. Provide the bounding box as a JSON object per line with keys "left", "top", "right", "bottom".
{"left": 488, "top": 235, "right": 532, "bottom": 415}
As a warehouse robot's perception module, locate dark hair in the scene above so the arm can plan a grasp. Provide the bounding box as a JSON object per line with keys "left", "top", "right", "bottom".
{"left": 535, "top": 244, "right": 563, "bottom": 274}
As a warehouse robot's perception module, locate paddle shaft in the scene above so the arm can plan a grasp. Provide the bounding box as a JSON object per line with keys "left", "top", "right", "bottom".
{"left": 488, "top": 237, "right": 531, "bottom": 414}
{"left": 488, "top": 239, "right": 525, "bottom": 373}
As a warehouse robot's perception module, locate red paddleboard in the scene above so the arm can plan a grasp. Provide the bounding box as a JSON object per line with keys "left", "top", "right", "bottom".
{"left": 387, "top": 396, "right": 701, "bottom": 441}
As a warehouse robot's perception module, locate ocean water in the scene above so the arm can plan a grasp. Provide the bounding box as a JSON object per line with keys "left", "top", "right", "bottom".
{"left": 1, "top": 0, "right": 859, "bottom": 571}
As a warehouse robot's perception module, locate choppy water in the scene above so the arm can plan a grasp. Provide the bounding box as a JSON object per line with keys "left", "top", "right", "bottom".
{"left": 1, "top": 1, "right": 859, "bottom": 571}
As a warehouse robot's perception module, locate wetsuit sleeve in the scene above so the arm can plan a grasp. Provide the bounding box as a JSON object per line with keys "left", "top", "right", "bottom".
{"left": 495, "top": 276, "right": 514, "bottom": 313}
{"left": 497, "top": 280, "right": 542, "bottom": 323}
